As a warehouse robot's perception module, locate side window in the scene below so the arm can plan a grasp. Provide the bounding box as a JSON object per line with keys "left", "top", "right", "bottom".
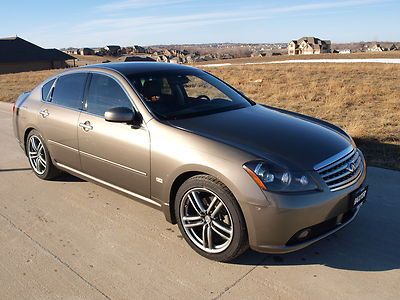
{"left": 86, "top": 74, "right": 132, "bottom": 117}
{"left": 42, "top": 79, "right": 55, "bottom": 101}
{"left": 52, "top": 73, "right": 87, "bottom": 110}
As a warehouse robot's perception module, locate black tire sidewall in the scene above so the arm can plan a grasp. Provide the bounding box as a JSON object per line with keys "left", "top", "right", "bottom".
{"left": 26, "top": 130, "right": 56, "bottom": 180}
{"left": 175, "top": 175, "right": 248, "bottom": 262}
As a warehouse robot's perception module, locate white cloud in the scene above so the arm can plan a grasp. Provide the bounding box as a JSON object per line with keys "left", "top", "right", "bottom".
{"left": 80, "top": 0, "right": 385, "bottom": 34}
{"left": 32, "top": 0, "right": 393, "bottom": 47}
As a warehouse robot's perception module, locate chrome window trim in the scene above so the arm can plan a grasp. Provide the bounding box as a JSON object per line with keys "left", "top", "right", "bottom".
{"left": 55, "top": 162, "right": 160, "bottom": 207}
{"left": 41, "top": 78, "right": 57, "bottom": 101}
{"left": 41, "top": 71, "right": 148, "bottom": 128}
{"left": 42, "top": 101, "right": 84, "bottom": 114}
{"left": 313, "top": 145, "right": 354, "bottom": 171}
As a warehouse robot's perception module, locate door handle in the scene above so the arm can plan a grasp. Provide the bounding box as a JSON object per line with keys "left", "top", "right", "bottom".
{"left": 39, "top": 109, "right": 49, "bottom": 118}
{"left": 79, "top": 121, "right": 93, "bottom": 132}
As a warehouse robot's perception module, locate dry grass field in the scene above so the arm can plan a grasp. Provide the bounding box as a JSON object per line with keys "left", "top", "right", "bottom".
{"left": 0, "top": 69, "right": 61, "bottom": 103}
{"left": 0, "top": 61, "right": 398, "bottom": 169}
{"left": 196, "top": 51, "right": 400, "bottom": 65}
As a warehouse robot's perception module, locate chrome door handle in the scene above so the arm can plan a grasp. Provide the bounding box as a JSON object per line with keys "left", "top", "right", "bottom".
{"left": 79, "top": 121, "right": 93, "bottom": 131}
{"left": 39, "top": 109, "right": 49, "bottom": 118}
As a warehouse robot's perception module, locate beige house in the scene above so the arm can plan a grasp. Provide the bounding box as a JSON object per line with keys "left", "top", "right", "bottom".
{"left": 367, "top": 43, "right": 398, "bottom": 52}
{"left": 367, "top": 43, "right": 385, "bottom": 52}
{"left": 288, "top": 37, "right": 331, "bottom": 55}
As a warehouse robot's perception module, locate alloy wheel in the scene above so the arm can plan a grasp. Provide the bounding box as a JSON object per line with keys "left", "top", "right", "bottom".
{"left": 180, "top": 188, "right": 233, "bottom": 253}
{"left": 28, "top": 135, "right": 47, "bottom": 175}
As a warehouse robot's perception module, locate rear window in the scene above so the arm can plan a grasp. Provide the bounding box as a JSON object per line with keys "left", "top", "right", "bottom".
{"left": 42, "top": 79, "right": 55, "bottom": 101}
{"left": 52, "top": 73, "right": 87, "bottom": 110}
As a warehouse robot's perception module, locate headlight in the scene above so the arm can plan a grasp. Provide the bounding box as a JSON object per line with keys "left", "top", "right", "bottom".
{"left": 243, "top": 160, "right": 318, "bottom": 192}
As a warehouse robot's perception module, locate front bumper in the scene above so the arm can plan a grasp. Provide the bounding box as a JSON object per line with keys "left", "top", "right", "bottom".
{"left": 241, "top": 165, "right": 367, "bottom": 254}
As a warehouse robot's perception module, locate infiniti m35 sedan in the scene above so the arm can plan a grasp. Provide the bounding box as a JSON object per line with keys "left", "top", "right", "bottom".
{"left": 13, "top": 62, "right": 367, "bottom": 261}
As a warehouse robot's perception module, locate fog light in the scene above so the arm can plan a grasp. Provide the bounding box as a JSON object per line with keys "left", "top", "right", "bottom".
{"left": 298, "top": 229, "right": 311, "bottom": 239}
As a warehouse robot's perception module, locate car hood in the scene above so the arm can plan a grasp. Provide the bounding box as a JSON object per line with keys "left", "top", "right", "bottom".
{"left": 167, "top": 104, "right": 351, "bottom": 170}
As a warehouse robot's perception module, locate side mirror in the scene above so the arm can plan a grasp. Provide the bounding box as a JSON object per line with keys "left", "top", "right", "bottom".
{"left": 104, "top": 107, "right": 135, "bottom": 123}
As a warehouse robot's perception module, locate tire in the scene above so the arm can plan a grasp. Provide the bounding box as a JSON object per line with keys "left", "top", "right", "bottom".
{"left": 175, "top": 174, "right": 248, "bottom": 262}
{"left": 26, "top": 130, "right": 60, "bottom": 180}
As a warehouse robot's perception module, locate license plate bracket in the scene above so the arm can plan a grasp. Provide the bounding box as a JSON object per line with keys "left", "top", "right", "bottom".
{"left": 350, "top": 185, "right": 368, "bottom": 208}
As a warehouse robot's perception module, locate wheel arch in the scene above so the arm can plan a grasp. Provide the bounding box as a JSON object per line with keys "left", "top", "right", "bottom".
{"left": 168, "top": 171, "right": 206, "bottom": 224}
{"left": 23, "top": 127, "right": 37, "bottom": 155}
{"left": 166, "top": 166, "right": 248, "bottom": 226}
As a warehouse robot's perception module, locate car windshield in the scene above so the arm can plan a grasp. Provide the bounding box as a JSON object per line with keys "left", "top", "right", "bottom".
{"left": 126, "top": 70, "right": 252, "bottom": 119}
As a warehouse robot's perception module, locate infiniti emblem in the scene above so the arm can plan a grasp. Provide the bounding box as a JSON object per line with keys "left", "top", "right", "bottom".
{"left": 346, "top": 162, "right": 356, "bottom": 172}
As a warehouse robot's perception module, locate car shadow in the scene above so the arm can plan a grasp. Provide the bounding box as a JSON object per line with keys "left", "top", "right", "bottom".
{"left": 0, "top": 167, "right": 32, "bottom": 172}
{"left": 52, "top": 172, "right": 86, "bottom": 182}
{"left": 354, "top": 137, "right": 399, "bottom": 170}
{"left": 231, "top": 167, "right": 400, "bottom": 272}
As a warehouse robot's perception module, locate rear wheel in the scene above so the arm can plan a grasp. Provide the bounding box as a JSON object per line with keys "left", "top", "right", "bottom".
{"left": 26, "top": 130, "right": 60, "bottom": 180}
{"left": 175, "top": 175, "right": 248, "bottom": 262}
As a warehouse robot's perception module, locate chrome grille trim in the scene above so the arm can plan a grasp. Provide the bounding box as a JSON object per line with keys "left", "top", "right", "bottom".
{"left": 313, "top": 145, "right": 354, "bottom": 171}
{"left": 315, "top": 148, "right": 364, "bottom": 191}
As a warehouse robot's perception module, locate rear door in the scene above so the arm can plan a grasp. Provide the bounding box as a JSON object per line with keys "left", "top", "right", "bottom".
{"left": 77, "top": 73, "right": 151, "bottom": 198}
{"left": 39, "top": 72, "right": 88, "bottom": 170}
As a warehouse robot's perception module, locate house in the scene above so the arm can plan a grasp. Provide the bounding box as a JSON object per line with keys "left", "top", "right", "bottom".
{"left": 367, "top": 43, "right": 398, "bottom": 52}
{"left": 388, "top": 43, "right": 398, "bottom": 51}
{"left": 288, "top": 37, "right": 331, "bottom": 55}
{"left": 0, "top": 36, "right": 76, "bottom": 74}
{"left": 156, "top": 55, "right": 169, "bottom": 62}
{"left": 367, "top": 43, "right": 385, "bottom": 52}
{"left": 124, "top": 56, "right": 155, "bottom": 62}
{"left": 79, "top": 47, "right": 95, "bottom": 56}
{"left": 132, "top": 45, "right": 146, "bottom": 53}
{"left": 104, "top": 45, "right": 121, "bottom": 56}
{"left": 64, "top": 48, "right": 79, "bottom": 55}
{"left": 339, "top": 49, "right": 352, "bottom": 54}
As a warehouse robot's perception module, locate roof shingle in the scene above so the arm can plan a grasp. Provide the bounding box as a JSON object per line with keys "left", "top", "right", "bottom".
{"left": 0, "top": 37, "right": 75, "bottom": 63}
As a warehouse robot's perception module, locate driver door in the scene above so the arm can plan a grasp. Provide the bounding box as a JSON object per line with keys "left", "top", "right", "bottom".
{"left": 77, "top": 73, "right": 150, "bottom": 198}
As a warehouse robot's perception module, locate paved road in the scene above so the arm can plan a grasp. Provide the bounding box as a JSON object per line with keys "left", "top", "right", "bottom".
{"left": 0, "top": 102, "right": 399, "bottom": 299}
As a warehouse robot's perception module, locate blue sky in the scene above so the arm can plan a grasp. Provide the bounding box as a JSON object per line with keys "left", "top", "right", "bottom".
{"left": 1, "top": 0, "right": 399, "bottom": 48}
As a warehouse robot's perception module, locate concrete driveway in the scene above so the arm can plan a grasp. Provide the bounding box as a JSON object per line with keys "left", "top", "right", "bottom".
{"left": 0, "top": 102, "right": 399, "bottom": 299}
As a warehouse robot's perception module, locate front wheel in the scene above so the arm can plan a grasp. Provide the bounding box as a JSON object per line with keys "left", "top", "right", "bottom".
{"left": 175, "top": 175, "right": 248, "bottom": 262}
{"left": 26, "top": 130, "right": 60, "bottom": 180}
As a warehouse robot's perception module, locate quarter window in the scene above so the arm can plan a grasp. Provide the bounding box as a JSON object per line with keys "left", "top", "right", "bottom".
{"left": 52, "top": 73, "right": 87, "bottom": 110}
{"left": 42, "top": 79, "right": 55, "bottom": 101}
{"left": 86, "top": 74, "right": 132, "bottom": 117}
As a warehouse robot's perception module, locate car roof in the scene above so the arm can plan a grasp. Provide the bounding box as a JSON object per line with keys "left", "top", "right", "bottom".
{"left": 83, "top": 62, "right": 199, "bottom": 76}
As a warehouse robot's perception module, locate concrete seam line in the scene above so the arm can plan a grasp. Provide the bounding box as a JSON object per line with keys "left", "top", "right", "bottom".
{"left": 0, "top": 212, "right": 111, "bottom": 300}
{"left": 212, "top": 255, "right": 268, "bottom": 299}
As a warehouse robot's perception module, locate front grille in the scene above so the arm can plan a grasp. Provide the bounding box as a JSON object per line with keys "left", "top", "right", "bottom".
{"left": 316, "top": 149, "right": 363, "bottom": 191}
